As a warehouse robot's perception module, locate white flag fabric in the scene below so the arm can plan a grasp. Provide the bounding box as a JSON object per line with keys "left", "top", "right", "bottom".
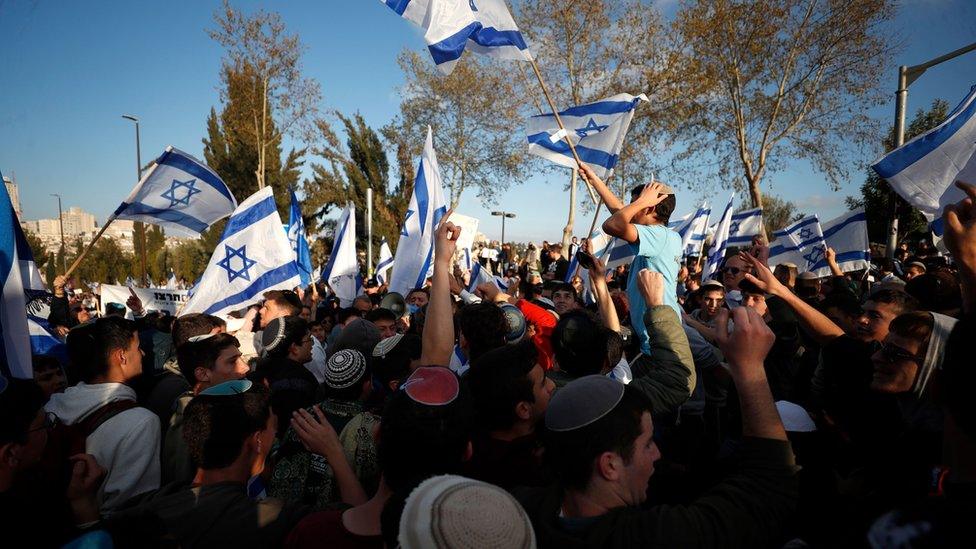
{"left": 1, "top": 172, "right": 32, "bottom": 379}
{"left": 808, "top": 209, "right": 870, "bottom": 276}
{"left": 320, "top": 202, "right": 361, "bottom": 307}
{"left": 872, "top": 85, "right": 976, "bottom": 225}
{"left": 382, "top": 0, "right": 531, "bottom": 74}
{"left": 113, "top": 146, "right": 237, "bottom": 238}
{"left": 672, "top": 202, "right": 710, "bottom": 258}
{"left": 376, "top": 237, "right": 395, "bottom": 285}
{"left": 389, "top": 127, "right": 449, "bottom": 295}
{"left": 166, "top": 271, "right": 177, "bottom": 290}
{"left": 726, "top": 207, "right": 764, "bottom": 247}
{"left": 768, "top": 216, "right": 827, "bottom": 274}
{"left": 581, "top": 228, "right": 635, "bottom": 271}
{"left": 527, "top": 93, "right": 648, "bottom": 179}
{"left": 703, "top": 195, "right": 736, "bottom": 281}
{"left": 466, "top": 261, "right": 507, "bottom": 292}
{"left": 180, "top": 187, "right": 301, "bottom": 317}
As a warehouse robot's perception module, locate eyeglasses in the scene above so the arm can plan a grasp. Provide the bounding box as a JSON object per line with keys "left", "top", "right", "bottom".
{"left": 722, "top": 267, "right": 743, "bottom": 276}
{"left": 878, "top": 342, "right": 924, "bottom": 364}
{"left": 28, "top": 412, "right": 59, "bottom": 433}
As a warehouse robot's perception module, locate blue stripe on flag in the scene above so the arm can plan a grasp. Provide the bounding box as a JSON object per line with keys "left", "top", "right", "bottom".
{"left": 821, "top": 211, "right": 867, "bottom": 240}
{"left": 527, "top": 133, "right": 619, "bottom": 170}
{"left": 809, "top": 250, "right": 871, "bottom": 272}
{"left": 222, "top": 197, "right": 277, "bottom": 241}
{"left": 159, "top": 149, "right": 235, "bottom": 203}
{"left": 114, "top": 202, "right": 209, "bottom": 234}
{"left": 321, "top": 209, "right": 351, "bottom": 282}
{"left": 530, "top": 100, "right": 640, "bottom": 119}
{"left": 429, "top": 21, "right": 482, "bottom": 65}
{"left": 385, "top": 0, "right": 411, "bottom": 15}
{"left": 203, "top": 262, "right": 300, "bottom": 316}
{"left": 376, "top": 256, "right": 394, "bottom": 273}
{"left": 472, "top": 27, "right": 528, "bottom": 50}
{"left": 874, "top": 86, "right": 976, "bottom": 178}
{"left": 771, "top": 216, "right": 819, "bottom": 239}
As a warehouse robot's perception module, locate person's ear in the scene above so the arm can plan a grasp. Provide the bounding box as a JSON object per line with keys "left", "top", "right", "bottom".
{"left": 0, "top": 443, "right": 20, "bottom": 468}
{"left": 463, "top": 441, "right": 474, "bottom": 461}
{"left": 515, "top": 401, "right": 532, "bottom": 421}
{"left": 194, "top": 366, "right": 211, "bottom": 385}
{"left": 596, "top": 451, "right": 622, "bottom": 482}
{"left": 387, "top": 380, "right": 400, "bottom": 392}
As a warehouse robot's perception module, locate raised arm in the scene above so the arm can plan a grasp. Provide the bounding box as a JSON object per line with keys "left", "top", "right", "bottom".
{"left": 420, "top": 214, "right": 460, "bottom": 367}
{"left": 578, "top": 164, "right": 624, "bottom": 213}
{"left": 602, "top": 182, "right": 669, "bottom": 244}
{"left": 739, "top": 252, "right": 844, "bottom": 344}
{"left": 943, "top": 180, "right": 976, "bottom": 313}
{"left": 584, "top": 239, "right": 620, "bottom": 332}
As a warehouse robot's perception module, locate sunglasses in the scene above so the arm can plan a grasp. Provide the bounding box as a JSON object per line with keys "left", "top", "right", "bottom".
{"left": 722, "top": 267, "right": 743, "bottom": 276}
{"left": 879, "top": 342, "right": 924, "bottom": 364}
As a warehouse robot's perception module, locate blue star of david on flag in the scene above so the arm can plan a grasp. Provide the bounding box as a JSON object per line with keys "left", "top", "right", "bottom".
{"left": 160, "top": 179, "right": 201, "bottom": 208}
{"left": 798, "top": 227, "right": 814, "bottom": 240}
{"left": 400, "top": 209, "right": 415, "bottom": 237}
{"left": 803, "top": 245, "right": 825, "bottom": 266}
{"left": 217, "top": 244, "right": 257, "bottom": 283}
{"left": 728, "top": 221, "right": 741, "bottom": 235}
{"left": 575, "top": 118, "right": 609, "bottom": 139}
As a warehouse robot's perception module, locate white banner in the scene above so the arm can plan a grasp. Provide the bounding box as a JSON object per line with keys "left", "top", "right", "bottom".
{"left": 450, "top": 213, "right": 480, "bottom": 252}
{"left": 99, "top": 284, "right": 189, "bottom": 317}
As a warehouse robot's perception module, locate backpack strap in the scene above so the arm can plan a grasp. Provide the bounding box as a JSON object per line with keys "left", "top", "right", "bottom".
{"left": 78, "top": 399, "right": 139, "bottom": 438}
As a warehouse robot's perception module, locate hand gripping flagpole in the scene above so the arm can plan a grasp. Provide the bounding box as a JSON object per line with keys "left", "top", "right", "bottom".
{"left": 528, "top": 59, "right": 598, "bottom": 205}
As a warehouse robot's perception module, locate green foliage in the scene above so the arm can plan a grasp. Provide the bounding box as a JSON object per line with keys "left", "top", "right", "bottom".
{"left": 73, "top": 237, "right": 132, "bottom": 285}
{"left": 846, "top": 100, "right": 947, "bottom": 243}
{"left": 752, "top": 194, "right": 802, "bottom": 234}
{"left": 23, "top": 230, "right": 49, "bottom": 271}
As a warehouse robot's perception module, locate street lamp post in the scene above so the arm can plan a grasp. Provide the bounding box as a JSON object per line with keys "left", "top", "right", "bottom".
{"left": 122, "top": 114, "right": 148, "bottom": 285}
{"left": 490, "top": 210, "right": 517, "bottom": 248}
{"left": 51, "top": 193, "right": 66, "bottom": 273}
{"left": 886, "top": 41, "right": 976, "bottom": 258}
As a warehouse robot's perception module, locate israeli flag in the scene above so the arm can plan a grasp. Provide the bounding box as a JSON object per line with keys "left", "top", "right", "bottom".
{"left": 389, "top": 127, "right": 448, "bottom": 295}
{"left": 320, "top": 202, "right": 361, "bottom": 307}
{"left": 376, "top": 237, "right": 395, "bottom": 285}
{"left": 873, "top": 85, "right": 976, "bottom": 224}
{"left": 180, "top": 187, "right": 301, "bottom": 317}
{"left": 726, "top": 207, "right": 763, "bottom": 247}
{"left": 460, "top": 246, "right": 473, "bottom": 272}
{"left": 768, "top": 216, "right": 827, "bottom": 273}
{"left": 466, "top": 261, "right": 507, "bottom": 292}
{"left": 703, "top": 194, "right": 736, "bottom": 280}
{"left": 383, "top": 0, "right": 532, "bottom": 74}
{"left": 1, "top": 171, "right": 31, "bottom": 379}
{"left": 671, "top": 201, "right": 711, "bottom": 257}
{"left": 287, "top": 189, "right": 314, "bottom": 287}
{"left": 11, "top": 196, "right": 46, "bottom": 305}
{"left": 28, "top": 315, "right": 67, "bottom": 363}
{"left": 166, "top": 271, "right": 177, "bottom": 290}
{"left": 527, "top": 93, "right": 648, "bottom": 179}
{"left": 113, "top": 146, "right": 237, "bottom": 238}
{"left": 807, "top": 209, "right": 870, "bottom": 276}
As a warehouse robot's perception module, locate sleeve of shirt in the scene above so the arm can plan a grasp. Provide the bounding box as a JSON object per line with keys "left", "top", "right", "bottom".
{"left": 635, "top": 224, "right": 667, "bottom": 258}
{"left": 628, "top": 306, "right": 695, "bottom": 416}
{"left": 516, "top": 299, "right": 557, "bottom": 370}
{"left": 635, "top": 438, "right": 798, "bottom": 547}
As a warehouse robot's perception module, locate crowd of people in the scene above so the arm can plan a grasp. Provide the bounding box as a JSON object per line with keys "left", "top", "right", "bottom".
{"left": 3, "top": 169, "right": 975, "bottom": 548}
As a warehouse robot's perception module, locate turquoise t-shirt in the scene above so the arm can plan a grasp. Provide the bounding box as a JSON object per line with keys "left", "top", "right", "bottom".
{"left": 625, "top": 224, "right": 683, "bottom": 354}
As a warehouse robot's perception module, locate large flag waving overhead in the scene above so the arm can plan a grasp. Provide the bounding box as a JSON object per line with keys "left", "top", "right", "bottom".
{"left": 288, "top": 189, "right": 313, "bottom": 287}
{"left": 671, "top": 201, "right": 711, "bottom": 258}
{"left": 527, "top": 93, "right": 648, "bottom": 179}
{"left": 180, "top": 187, "right": 300, "bottom": 317}
{"left": 376, "top": 237, "right": 394, "bottom": 285}
{"left": 382, "top": 0, "right": 531, "bottom": 74}
{"left": 873, "top": 85, "right": 976, "bottom": 223}
{"left": 389, "top": 127, "right": 448, "bottom": 295}
{"left": 1, "top": 171, "right": 32, "bottom": 379}
{"left": 113, "top": 146, "right": 237, "bottom": 238}
{"left": 726, "top": 207, "right": 764, "bottom": 247}
{"left": 703, "top": 195, "right": 735, "bottom": 281}
{"left": 768, "top": 216, "right": 827, "bottom": 273}
{"left": 320, "top": 202, "right": 361, "bottom": 307}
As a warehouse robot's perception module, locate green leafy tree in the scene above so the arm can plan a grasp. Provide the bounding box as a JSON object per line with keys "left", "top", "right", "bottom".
{"left": 74, "top": 237, "right": 133, "bottom": 285}
{"left": 846, "top": 100, "right": 947, "bottom": 243}
{"left": 23, "top": 230, "right": 50, "bottom": 271}
{"left": 757, "top": 194, "right": 802, "bottom": 234}
{"left": 305, "top": 113, "right": 410, "bottom": 259}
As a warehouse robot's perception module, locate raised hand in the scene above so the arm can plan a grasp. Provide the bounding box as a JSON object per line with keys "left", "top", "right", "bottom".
{"left": 943, "top": 181, "right": 976, "bottom": 273}
{"left": 126, "top": 286, "right": 144, "bottom": 316}
{"left": 433, "top": 210, "right": 460, "bottom": 266}
{"left": 292, "top": 406, "right": 341, "bottom": 458}
{"left": 66, "top": 454, "right": 106, "bottom": 501}
{"left": 714, "top": 307, "right": 774, "bottom": 380}
{"left": 739, "top": 252, "right": 787, "bottom": 297}
{"left": 635, "top": 182, "right": 670, "bottom": 208}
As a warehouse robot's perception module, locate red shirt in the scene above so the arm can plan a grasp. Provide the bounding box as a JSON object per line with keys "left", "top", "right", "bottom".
{"left": 285, "top": 509, "right": 383, "bottom": 549}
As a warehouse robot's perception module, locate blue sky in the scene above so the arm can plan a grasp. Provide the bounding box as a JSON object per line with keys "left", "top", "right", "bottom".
{"left": 2, "top": 0, "right": 975, "bottom": 243}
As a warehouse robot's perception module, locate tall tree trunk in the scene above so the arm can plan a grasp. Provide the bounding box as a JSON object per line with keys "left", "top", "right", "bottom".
{"left": 561, "top": 169, "right": 577, "bottom": 259}
{"left": 748, "top": 177, "right": 768, "bottom": 242}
